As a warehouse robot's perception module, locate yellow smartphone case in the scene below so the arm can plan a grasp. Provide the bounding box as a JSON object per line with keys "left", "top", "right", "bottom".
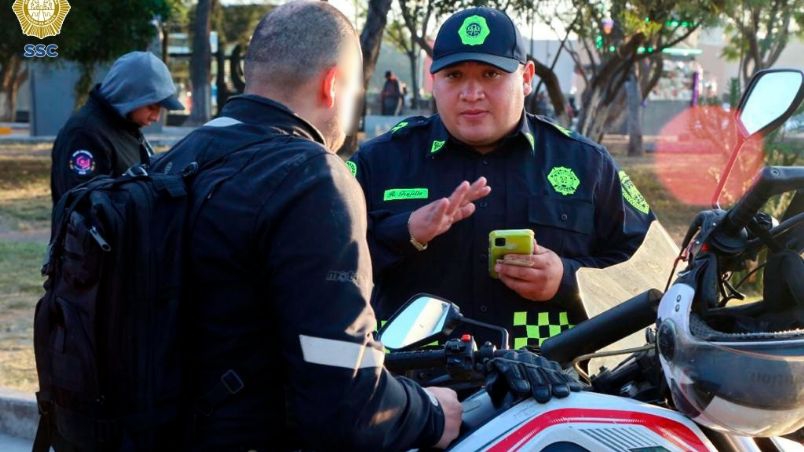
{"left": 488, "top": 229, "right": 535, "bottom": 279}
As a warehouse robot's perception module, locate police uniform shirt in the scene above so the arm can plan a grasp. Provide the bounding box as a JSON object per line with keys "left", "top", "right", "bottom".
{"left": 351, "top": 113, "right": 655, "bottom": 348}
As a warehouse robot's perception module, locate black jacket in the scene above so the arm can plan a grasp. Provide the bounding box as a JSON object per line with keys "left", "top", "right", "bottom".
{"left": 350, "top": 114, "right": 655, "bottom": 349}
{"left": 150, "top": 95, "right": 443, "bottom": 451}
{"left": 50, "top": 85, "right": 153, "bottom": 204}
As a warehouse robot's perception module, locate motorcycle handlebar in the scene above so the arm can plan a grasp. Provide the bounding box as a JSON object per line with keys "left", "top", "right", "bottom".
{"left": 540, "top": 289, "right": 663, "bottom": 367}
{"left": 724, "top": 167, "right": 804, "bottom": 235}
{"left": 384, "top": 349, "right": 447, "bottom": 373}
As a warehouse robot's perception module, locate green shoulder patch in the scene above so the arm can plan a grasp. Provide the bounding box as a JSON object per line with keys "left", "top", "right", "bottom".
{"left": 346, "top": 160, "right": 357, "bottom": 177}
{"left": 390, "top": 121, "right": 408, "bottom": 134}
{"left": 547, "top": 166, "right": 580, "bottom": 196}
{"left": 431, "top": 140, "right": 445, "bottom": 154}
{"left": 618, "top": 170, "right": 650, "bottom": 214}
{"left": 525, "top": 132, "right": 535, "bottom": 151}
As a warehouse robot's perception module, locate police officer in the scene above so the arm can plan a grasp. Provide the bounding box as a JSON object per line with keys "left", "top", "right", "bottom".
{"left": 50, "top": 51, "right": 184, "bottom": 204}
{"left": 150, "top": 2, "right": 462, "bottom": 449}
{"left": 350, "top": 7, "right": 655, "bottom": 350}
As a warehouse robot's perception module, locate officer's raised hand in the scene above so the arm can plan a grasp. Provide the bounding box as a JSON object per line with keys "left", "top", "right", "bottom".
{"left": 408, "top": 177, "right": 491, "bottom": 245}
{"left": 495, "top": 241, "right": 564, "bottom": 301}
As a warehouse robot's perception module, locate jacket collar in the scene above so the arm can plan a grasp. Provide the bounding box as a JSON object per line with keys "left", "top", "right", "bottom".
{"left": 219, "top": 95, "right": 327, "bottom": 146}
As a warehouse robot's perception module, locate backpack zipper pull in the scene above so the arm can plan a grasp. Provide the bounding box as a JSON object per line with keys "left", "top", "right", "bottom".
{"left": 89, "top": 226, "right": 112, "bottom": 252}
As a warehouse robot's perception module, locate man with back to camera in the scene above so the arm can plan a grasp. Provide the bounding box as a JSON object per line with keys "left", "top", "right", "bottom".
{"left": 350, "top": 7, "right": 655, "bottom": 350}
{"left": 148, "top": 2, "right": 465, "bottom": 449}
{"left": 50, "top": 51, "right": 184, "bottom": 204}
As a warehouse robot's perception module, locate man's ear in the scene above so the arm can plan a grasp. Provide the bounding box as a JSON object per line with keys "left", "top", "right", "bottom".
{"left": 522, "top": 61, "right": 536, "bottom": 97}
{"left": 322, "top": 66, "right": 338, "bottom": 109}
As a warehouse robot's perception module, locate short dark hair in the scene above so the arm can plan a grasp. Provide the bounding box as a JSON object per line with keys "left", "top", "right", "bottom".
{"left": 245, "top": 1, "right": 358, "bottom": 91}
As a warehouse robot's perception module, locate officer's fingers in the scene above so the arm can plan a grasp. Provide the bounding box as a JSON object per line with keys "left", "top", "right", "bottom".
{"left": 498, "top": 272, "right": 538, "bottom": 296}
{"left": 452, "top": 202, "right": 476, "bottom": 222}
{"left": 465, "top": 178, "right": 491, "bottom": 203}
{"left": 427, "top": 198, "right": 450, "bottom": 221}
{"left": 446, "top": 181, "right": 470, "bottom": 214}
{"left": 496, "top": 262, "right": 541, "bottom": 282}
{"left": 529, "top": 249, "right": 561, "bottom": 270}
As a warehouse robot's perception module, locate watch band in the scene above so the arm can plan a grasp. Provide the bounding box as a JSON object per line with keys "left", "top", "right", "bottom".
{"left": 408, "top": 215, "right": 428, "bottom": 251}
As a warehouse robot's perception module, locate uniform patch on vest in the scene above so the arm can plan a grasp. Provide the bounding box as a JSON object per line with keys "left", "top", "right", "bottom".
{"left": 551, "top": 122, "right": 573, "bottom": 137}
{"left": 384, "top": 188, "right": 429, "bottom": 201}
{"left": 69, "top": 150, "right": 95, "bottom": 176}
{"left": 346, "top": 161, "right": 357, "bottom": 177}
{"left": 547, "top": 166, "right": 580, "bottom": 196}
{"left": 619, "top": 170, "right": 650, "bottom": 214}
{"left": 525, "top": 132, "right": 535, "bottom": 151}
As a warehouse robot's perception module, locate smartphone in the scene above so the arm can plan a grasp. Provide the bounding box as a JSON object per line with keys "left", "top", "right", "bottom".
{"left": 489, "top": 229, "right": 535, "bottom": 279}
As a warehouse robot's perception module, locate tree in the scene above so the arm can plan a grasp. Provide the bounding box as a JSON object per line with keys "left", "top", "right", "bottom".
{"left": 722, "top": 0, "right": 804, "bottom": 87}
{"left": 187, "top": 0, "right": 214, "bottom": 125}
{"left": 384, "top": 10, "right": 425, "bottom": 109}
{"left": 0, "top": 3, "right": 27, "bottom": 121}
{"left": 338, "top": 0, "right": 394, "bottom": 156}
{"left": 5, "top": 0, "right": 174, "bottom": 112}
{"left": 554, "top": 0, "right": 723, "bottom": 143}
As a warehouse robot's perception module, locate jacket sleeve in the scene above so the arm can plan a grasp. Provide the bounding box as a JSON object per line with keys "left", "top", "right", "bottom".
{"left": 257, "top": 152, "right": 444, "bottom": 451}
{"left": 555, "top": 152, "right": 656, "bottom": 300}
{"left": 50, "top": 128, "right": 112, "bottom": 204}
{"left": 349, "top": 150, "right": 421, "bottom": 278}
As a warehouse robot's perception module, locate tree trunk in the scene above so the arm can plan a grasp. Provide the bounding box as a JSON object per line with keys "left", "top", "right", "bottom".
{"left": 625, "top": 69, "right": 643, "bottom": 156}
{"left": 527, "top": 56, "right": 568, "bottom": 126}
{"left": 408, "top": 51, "right": 419, "bottom": 110}
{"left": 337, "top": 0, "right": 393, "bottom": 158}
{"left": 187, "top": 0, "right": 213, "bottom": 125}
{"left": 0, "top": 55, "right": 27, "bottom": 122}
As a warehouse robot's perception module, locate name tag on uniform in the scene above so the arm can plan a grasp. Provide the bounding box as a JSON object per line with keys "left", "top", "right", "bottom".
{"left": 383, "top": 188, "right": 429, "bottom": 201}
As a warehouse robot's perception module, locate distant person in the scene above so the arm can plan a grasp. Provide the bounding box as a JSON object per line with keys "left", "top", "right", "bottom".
{"left": 50, "top": 51, "right": 184, "bottom": 205}
{"left": 381, "top": 70, "right": 403, "bottom": 115}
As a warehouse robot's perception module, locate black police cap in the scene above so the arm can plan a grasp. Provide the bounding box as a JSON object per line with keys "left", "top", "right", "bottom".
{"left": 430, "top": 7, "right": 527, "bottom": 74}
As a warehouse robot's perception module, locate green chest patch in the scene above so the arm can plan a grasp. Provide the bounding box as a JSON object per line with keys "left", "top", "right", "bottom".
{"left": 547, "top": 167, "right": 580, "bottom": 196}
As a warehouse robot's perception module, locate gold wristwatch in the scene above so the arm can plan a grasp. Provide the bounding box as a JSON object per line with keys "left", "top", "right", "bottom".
{"left": 408, "top": 216, "right": 428, "bottom": 251}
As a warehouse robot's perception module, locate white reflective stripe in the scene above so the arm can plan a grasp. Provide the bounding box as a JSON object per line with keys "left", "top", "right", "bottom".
{"left": 299, "top": 335, "right": 384, "bottom": 369}
{"left": 203, "top": 116, "right": 243, "bottom": 127}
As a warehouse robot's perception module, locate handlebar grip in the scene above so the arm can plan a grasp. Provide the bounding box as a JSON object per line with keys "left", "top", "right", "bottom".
{"left": 540, "top": 289, "right": 662, "bottom": 367}
{"left": 384, "top": 350, "right": 446, "bottom": 373}
{"left": 725, "top": 167, "right": 804, "bottom": 234}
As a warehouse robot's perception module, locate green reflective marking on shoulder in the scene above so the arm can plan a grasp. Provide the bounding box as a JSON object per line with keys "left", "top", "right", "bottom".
{"left": 345, "top": 161, "right": 357, "bottom": 177}
{"left": 431, "top": 140, "right": 445, "bottom": 154}
{"left": 390, "top": 121, "right": 409, "bottom": 134}
{"left": 383, "top": 188, "right": 429, "bottom": 201}
{"left": 525, "top": 132, "right": 535, "bottom": 151}
{"left": 552, "top": 123, "right": 573, "bottom": 137}
{"left": 618, "top": 170, "right": 650, "bottom": 214}
{"left": 547, "top": 166, "right": 580, "bottom": 196}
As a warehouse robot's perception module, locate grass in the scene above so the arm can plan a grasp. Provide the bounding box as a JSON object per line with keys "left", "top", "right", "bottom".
{"left": 0, "top": 156, "right": 52, "bottom": 232}
{"left": 0, "top": 241, "right": 46, "bottom": 393}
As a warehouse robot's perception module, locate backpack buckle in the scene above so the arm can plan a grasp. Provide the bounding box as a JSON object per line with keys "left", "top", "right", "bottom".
{"left": 220, "top": 369, "right": 244, "bottom": 394}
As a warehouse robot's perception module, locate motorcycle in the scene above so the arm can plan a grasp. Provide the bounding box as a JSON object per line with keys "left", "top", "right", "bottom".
{"left": 377, "top": 68, "right": 804, "bottom": 451}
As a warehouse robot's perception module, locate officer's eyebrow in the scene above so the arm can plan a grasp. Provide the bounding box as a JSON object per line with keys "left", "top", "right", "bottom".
{"left": 244, "top": 0, "right": 358, "bottom": 91}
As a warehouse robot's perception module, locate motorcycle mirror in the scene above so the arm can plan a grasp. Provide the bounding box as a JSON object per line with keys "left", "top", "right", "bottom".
{"left": 379, "top": 294, "right": 462, "bottom": 351}
{"left": 711, "top": 69, "right": 804, "bottom": 208}
{"left": 736, "top": 69, "right": 804, "bottom": 138}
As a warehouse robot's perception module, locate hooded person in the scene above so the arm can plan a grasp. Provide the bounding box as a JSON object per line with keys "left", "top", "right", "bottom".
{"left": 50, "top": 51, "right": 184, "bottom": 204}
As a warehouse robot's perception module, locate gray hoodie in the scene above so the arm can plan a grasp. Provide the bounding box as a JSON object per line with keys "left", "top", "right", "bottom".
{"left": 99, "top": 51, "right": 184, "bottom": 117}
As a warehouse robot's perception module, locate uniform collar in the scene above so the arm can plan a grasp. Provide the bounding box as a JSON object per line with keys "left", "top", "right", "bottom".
{"left": 429, "top": 111, "right": 535, "bottom": 157}
{"left": 219, "top": 95, "right": 327, "bottom": 146}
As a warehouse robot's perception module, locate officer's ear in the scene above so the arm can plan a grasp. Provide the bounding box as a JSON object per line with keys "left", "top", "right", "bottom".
{"left": 321, "top": 66, "right": 338, "bottom": 109}
{"left": 522, "top": 61, "right": 536, "bottom": 96}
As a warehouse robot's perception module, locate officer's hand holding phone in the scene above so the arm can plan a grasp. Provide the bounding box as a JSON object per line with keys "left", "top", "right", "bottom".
{"left": 408, "top": 177, "right": 491, "bottom": 245}
{"left": 494, "top": 236, "right": 564, "bottom": 302}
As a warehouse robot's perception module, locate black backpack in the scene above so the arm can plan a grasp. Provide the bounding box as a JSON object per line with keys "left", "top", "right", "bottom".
{"left": 33, "top": 133, "right": 267, "bottom": 451}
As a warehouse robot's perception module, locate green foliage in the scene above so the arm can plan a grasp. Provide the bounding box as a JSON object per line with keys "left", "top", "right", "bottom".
{"left": 219, "top": 4, "right": 273, "bottom": 47}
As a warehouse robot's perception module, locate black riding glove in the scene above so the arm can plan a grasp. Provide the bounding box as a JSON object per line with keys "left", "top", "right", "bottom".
{"left": 485, "top": 350, "right": 584, "bottom": 404}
